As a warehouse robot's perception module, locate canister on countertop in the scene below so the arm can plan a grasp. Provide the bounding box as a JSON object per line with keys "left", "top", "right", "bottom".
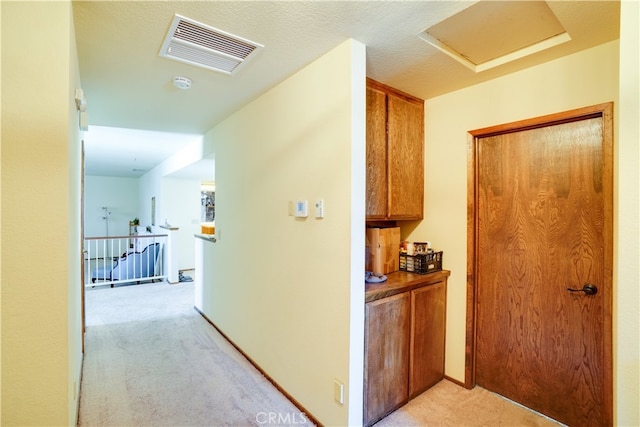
{"left": 365, "top": 227, "right": 401, "bottom": 275}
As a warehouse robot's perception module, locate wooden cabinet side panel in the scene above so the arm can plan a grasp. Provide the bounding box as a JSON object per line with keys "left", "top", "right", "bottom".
{"left": 387, "top": 94, "right": 424, "bottom": 219}
{"left": 364, "top": 292, "right": 410, "bottom": 426}
{"left": 409, "top": 281, "right": 447, "bottom": 398}
{"left": 366, "top": 86, "right": 388, "bottom": 219}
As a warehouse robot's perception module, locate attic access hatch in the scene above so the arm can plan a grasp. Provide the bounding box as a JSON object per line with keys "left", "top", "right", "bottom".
{"left": 159, "top": 14, "right": 263, "bottom": 75}
{"left": 419, "top": 1, "right": 571, "bottom": 73}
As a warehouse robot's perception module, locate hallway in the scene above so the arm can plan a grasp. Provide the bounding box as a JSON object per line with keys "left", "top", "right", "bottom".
{"left": 79, "top": 281, "right": 312, "bottom": 426}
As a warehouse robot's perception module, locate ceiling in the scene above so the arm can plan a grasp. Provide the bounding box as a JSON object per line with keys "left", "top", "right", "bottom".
{"left": 73, "top": 1, "right": 620, "bottom": 179}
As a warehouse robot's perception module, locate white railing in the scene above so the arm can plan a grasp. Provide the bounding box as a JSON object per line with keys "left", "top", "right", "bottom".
{"left": 84, "top": 234, "right": 167, "bottom": 288}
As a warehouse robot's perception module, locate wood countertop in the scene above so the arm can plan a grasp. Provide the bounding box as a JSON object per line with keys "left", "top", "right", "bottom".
{"left": 365, "top": 270, "right": 451, "bottom": 303}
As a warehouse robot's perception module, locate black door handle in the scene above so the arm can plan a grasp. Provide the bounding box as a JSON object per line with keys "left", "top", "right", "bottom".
{"left": 567, "top": 283, "right": 598, "bottom": 295}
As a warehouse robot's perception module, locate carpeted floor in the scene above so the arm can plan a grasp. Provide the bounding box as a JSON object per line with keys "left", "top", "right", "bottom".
{"left": 79, "top": 281, "right": 313, "bottom": 426}
{"left": 80, "top": 280, "right": 564, "bottom": 427}
{"left": 375, "top": 380, "right": 563, "bottom": 427}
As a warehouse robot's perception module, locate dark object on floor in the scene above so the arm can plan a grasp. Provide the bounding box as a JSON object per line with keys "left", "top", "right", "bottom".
{"left": 178, "top": 271, "right": 193, "bottom": 282}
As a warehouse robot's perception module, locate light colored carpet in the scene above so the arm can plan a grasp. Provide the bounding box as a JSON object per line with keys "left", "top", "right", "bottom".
{"left": 375, "top": 379, "right": 564, "bottom": 427}
{"left": 79, "top": 281, "right": 313, "bottom": 426}
{"left": 81, "top": 281, "right": 564, "bottom": 427}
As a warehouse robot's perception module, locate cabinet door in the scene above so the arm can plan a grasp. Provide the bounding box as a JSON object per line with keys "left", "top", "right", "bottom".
{"left": 387, "top": 93, "right": 424, "bottom": 220}
{"left": 366, "top": 85, "right": 388, "bottom": 219}
{"left": 364, "top": 292, "right": 410, "bottom": 426}
{"left": 409, "top": 281, "right": 446, "bottom": 398}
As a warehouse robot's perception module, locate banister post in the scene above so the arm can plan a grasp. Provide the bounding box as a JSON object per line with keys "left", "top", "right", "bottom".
{"left": 160, "top": 224, "right": 180, "bottom": 284}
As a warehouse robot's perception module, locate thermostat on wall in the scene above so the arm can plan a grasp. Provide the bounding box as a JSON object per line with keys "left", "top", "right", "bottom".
{"left": 295, "top": 200, "right": 308, "bottom": 218}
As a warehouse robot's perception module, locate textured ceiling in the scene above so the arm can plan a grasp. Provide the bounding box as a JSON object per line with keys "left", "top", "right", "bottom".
{"left": 73, "top": 1, "right": 620, "bottom": 178}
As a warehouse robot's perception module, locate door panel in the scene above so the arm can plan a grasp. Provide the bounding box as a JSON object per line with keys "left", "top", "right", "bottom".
{"left": 472, "top": 106, "right": 612, "bottom": 426}
{"left": 387, "top": 93, "right": 424, "bottom": 219}
{"left": 366, "top": 85, "right": 388, "bottom": 219}
{"left": 364, "top": 292, "right": 410, "bottom": 426}
{"left": 409, "top": 282, "right": 446, "bottom": 398}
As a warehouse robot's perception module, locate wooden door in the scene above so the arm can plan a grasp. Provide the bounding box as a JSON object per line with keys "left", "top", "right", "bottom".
{"left": 364, "top": 292, "right": 410, "bottom": 426}
{"left": 366, "top": 84, "right": 388, "bottom": 219}
{"left": 387, "top": 93, "right": 424, "bottom": 220}
{"left": 409, "top": 281, "right": 446, "bottom": 398}
{"left": 468, "top": 104, "right": 613, "bottom": 426}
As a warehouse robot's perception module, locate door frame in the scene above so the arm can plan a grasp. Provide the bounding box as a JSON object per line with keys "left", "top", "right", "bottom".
{"left": 81, "top": 140, "right": 86, "bottom": 351}
{"left": 464, "top": 103, "right": 614, "bottom": 420}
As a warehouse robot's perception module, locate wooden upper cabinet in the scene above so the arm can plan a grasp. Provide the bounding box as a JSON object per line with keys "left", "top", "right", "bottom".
{"left": 366, "top": 85, "right": 388, "bottom": 219}
{"left": 366, "top": 79, "right": 424, "bottom": 220}
{"left": 387, "top": 93, "right": 424, "bottom": 219}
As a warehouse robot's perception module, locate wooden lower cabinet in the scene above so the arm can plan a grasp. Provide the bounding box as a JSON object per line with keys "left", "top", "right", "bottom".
{"left": 409, "top": 281, "right": 447, "bottom": 398}
{"left": 364, "top": 292, "right": 410, "bottom": 426}
{"left": 364, "top": 279, "right": 447, "bottom": 426}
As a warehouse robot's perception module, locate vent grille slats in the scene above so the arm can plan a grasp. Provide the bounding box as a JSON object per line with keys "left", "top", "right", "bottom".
{"left": 159, "top": 14, "right": 262, "bottom": 75}
{"left": 174, "top": 21, "right": 257, "bottom": 60}
{"left": 168, "top": 42, "right": 240, "bottom": 73}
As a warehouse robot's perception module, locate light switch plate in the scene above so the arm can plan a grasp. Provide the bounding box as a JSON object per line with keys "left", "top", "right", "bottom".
{"left": 314, "top": 199, "right": 324, "bottom": 218}
{"left": 295, "top": 200, "right": 308, "bottom": 218}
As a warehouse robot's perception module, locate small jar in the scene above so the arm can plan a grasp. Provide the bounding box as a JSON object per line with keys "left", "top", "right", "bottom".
{"left": 406, "top": 242, "right": 415, "bottom": 256}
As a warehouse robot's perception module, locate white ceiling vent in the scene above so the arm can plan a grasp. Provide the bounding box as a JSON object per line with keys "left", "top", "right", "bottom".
{"left": 159, "top": 14, "right": 263, "bottom": 75}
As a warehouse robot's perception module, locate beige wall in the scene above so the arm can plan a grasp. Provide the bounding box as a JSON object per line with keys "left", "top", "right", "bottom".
{"left": 201, "top": 39, "right": 366, "bottom": 426}
{"left": 0, "top": 1, "right": 83, "bottom": 425}
{"left": 615, "top": 1, "right": 639, "bottom": 425}
{"left": 412, "top": 35, "right": 638, "bottom": 424}
{"left": 137, "top": 137, "right": 210, "bottom": 270}
{"left": 0, "top": 2, "right": 634, "bottom": 426}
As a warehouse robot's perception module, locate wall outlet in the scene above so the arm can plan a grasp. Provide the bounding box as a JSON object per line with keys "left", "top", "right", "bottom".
{"left": 334, "top": 379, "right": 344, "bottom": 405}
